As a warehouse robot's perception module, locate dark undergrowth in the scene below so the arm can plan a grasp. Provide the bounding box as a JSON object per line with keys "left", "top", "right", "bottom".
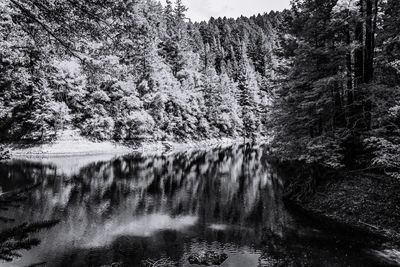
{"left": 278, "top": 162, "right": 400, "bottom": 245}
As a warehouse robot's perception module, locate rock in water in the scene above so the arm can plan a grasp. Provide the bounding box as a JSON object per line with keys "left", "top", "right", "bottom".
{"left": 188, "top": 251, "right": 228, "bottom": 266}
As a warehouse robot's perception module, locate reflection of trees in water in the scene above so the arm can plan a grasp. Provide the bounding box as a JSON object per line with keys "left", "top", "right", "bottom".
{"left": 0, "top": 145, "right": 293, "bottom": 265}
{"left": 0, "top": 148, "right": 391, "bottom": 267}
{"left": 1, "top": 145, "right": 289, "bottom": 231}
{"left": 0, "top": 184, "right": 59, "bottom": 263}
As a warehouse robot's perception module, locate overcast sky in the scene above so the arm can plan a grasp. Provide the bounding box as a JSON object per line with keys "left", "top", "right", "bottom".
{"left": 160, "top": 0, "right": 291, "bottom": 22}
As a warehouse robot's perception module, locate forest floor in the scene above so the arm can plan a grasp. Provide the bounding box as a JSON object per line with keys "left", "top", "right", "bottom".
{"left": 300, "top": 172, "right": 400, "bottom": 245}
{"left": 284, "top": 171, "right": 400, "bottom": 265}
{"left": 2, "top": 129, "right": 243, "bottom": 158}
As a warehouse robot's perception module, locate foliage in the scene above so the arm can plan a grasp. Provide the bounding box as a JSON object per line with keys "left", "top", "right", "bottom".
{"left": 0, "top": 220, "right": 59, "bottom": 262}
{"left": 0, "top": 184, "right": 59, "bottom": 262}
{"left": 0, "top": 0, "right": 281, "bottom": 143}
{"left": 2, "top": 0, "right": 399, "bottom": 172}
{"left": 0, "top": 147, "right": 9, "bottom": 160}
{"left": 272, "top": 0, "right": 400, "bottom": 172}
{"left": 141, "top": 257, "right": 176, "bottom": 267}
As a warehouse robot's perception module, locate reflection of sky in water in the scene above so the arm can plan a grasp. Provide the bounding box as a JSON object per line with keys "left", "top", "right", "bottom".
{"left": 87, "top": 214, "right": 198, "bottom": 247}
{"left": 208, "top": 224, "right": 228, "bottom": 231}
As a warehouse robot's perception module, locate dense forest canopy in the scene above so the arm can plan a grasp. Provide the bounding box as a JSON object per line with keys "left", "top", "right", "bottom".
{"left": 272, "top": 0, "right": 400, "bottom": 175}
{"left": 0, "top": 0, "right": 281, "bottom": 142}
{"left": 0, "top": 0, "right": 399, "bottom": 173}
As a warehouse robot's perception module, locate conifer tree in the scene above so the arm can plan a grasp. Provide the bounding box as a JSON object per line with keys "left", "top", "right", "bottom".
{"left": 237, "top": 43, "right": 261, "bottom": 140}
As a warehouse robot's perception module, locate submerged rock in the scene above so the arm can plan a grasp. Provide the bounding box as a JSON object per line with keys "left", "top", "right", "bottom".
{"left": 188, "top": 251, "right": 228, "bottom": 266}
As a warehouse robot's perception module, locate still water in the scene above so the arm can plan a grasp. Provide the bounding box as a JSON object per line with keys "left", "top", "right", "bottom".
{"left": 0, "top": 145, "right": 397, "bottom": 266}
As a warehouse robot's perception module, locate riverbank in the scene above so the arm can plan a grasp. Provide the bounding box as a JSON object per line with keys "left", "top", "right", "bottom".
{"left": 1, "top": 129, "right": 246, "bottom": 158}
{"left": 283, "top": 170, "right": 400, "bottom": 266}
{"left": 2, "top": 130, "right": 131, "bottom": 158}
{"left": 289, "top": 171, "right": 400, "bottom": 246}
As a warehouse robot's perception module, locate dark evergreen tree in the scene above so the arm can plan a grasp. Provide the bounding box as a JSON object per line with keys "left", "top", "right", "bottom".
{"left": 0, "top": 184, "right": 59, "bottom": 262}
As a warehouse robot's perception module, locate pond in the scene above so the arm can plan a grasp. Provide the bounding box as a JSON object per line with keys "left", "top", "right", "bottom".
{"left": 0, "top": 145, "right": 397, "bottom": 266}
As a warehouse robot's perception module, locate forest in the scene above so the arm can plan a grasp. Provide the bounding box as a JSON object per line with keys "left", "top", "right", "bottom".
{"left": 0, "top": 0, "right": 277, "bottom": 143}
{"left": 0, "top": 0, "right": 399, "bottom": 173}
{"left": 1, "top": 0, "right": 400, "bottom": 265}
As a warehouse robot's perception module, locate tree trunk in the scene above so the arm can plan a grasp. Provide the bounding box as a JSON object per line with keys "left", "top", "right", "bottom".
{"left": 346, "top": 29, "right": 355, "bottom": 129}
{"left": 352, "top": 0, "right": 378, "bottom": 131}
{"left": 363, "top": 0, "right": 378, "bottom": 129}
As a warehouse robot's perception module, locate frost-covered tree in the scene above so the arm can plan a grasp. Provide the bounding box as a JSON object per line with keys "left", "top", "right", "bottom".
{"left": 1, "top": 0, "right": 283, "bottom": 143}
{"left": 215, "top": 73, "right": 243, "bottom": 136}
{"left": 237, "top": 44, "right": 261, "bottom": 140}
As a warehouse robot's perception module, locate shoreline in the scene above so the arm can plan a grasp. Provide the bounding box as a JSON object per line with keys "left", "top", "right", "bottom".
{"left": 2, "top": 137, "right": 247, "bottom": 159}
{"left": 287, "top": 171, "right": 400, "bottom": 246}
{"left": 285, "top": 199, "right": 400, "bottom": 266}
{"left": 283, "top": 171, "right": 400, "bottom": 266}
{"left": 1, "top": 137, "right": 247, "bottom": 176}
{"left": 0, "top": 129, "right": 253, "bottom": 159}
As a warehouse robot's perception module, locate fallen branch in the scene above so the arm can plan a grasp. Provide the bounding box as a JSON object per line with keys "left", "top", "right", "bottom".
{"left": 359, "top": 220, "right": 380, "bottom": 230}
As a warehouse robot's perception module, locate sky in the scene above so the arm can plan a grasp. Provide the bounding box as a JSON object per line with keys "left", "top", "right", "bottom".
{"left": 160, "top": 0, "right": 291, "bottom": 22}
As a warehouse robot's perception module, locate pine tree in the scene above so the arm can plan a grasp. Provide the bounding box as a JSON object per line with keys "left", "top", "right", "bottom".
{"left": 0, "top": 184, "right": 59, "bottom": 262}
{"left": 174, "top": 0, "right": 188, "bottom": 21}
{"left": 237, "top": 43, "right": 261, "bottom": 140}
{"left": 201, "top": 67, "right": 220, "bottom": 132}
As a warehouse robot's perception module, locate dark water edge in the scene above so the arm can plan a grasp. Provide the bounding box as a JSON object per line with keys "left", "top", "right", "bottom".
{"left": 0, "top": 144, "right": 398, "bottom": 266}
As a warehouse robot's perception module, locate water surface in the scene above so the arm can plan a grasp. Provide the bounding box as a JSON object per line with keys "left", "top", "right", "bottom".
{"left": 0, "top": 145, "right": 397, "bottom": 266}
